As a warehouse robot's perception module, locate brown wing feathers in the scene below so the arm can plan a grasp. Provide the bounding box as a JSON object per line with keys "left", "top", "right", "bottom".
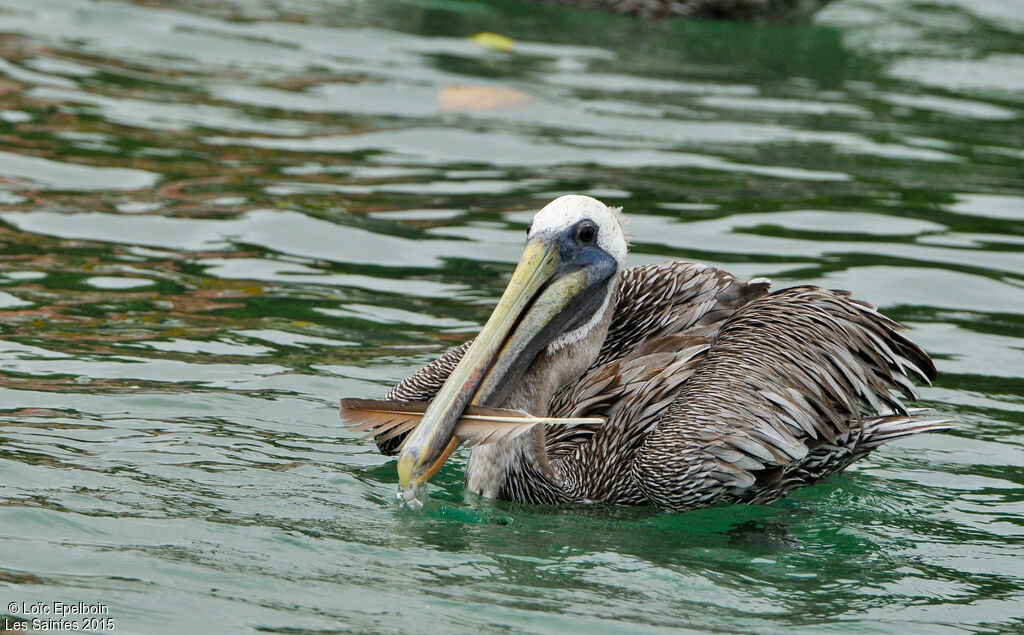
{"left": 631, "top": 285, "right": 949, "bottom": 511}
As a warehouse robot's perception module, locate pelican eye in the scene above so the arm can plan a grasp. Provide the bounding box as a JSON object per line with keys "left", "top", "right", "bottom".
{"left": 575, "top": 221, "right": 598, "bottom": 245}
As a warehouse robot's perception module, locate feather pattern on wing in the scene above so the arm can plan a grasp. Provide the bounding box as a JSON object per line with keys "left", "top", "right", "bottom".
{"left": 630, "top": 285, "right": 949, "bottom": 511}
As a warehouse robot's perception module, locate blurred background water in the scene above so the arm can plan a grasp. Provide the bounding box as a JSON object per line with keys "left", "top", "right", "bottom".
{"left": 0, "top": 0, "right": 1021, "bottom": 632}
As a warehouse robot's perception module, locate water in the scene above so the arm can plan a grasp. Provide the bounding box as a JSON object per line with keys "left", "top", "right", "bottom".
{"left": 0, "top": 0, "right": 1021, "bottom": 631}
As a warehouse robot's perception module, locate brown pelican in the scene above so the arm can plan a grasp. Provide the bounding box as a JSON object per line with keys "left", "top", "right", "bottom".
{"left": 341, "top": 195, "right": 949, "bottom": 511}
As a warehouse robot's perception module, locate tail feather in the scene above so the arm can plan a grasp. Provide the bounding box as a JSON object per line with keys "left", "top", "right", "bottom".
{"left": 861, "top": 408, "right": 954, "bottom": 448}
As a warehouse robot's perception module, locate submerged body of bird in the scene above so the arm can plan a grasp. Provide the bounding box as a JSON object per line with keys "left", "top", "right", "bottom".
{"left": 521, "top": 0, "right": 834, "bottom": 21}
{"left": 340, "top": 195, "right": 949, "bottom": 512}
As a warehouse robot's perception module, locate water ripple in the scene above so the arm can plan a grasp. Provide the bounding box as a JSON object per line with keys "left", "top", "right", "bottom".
{"left": 0, "top": 0, "right": 1020, "bottom": 632}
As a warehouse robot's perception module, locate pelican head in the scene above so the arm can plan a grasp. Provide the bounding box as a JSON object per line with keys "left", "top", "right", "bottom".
{"left": 397, "top": 195, "right": 627, "bottom": 497}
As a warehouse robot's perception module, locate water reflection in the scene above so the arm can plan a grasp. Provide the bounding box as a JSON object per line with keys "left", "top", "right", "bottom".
{"left": 0, "top": 0, "right": 1021, "bottom": 632}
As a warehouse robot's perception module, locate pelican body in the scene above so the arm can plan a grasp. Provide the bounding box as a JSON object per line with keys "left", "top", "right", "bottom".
{"left": 341, "top": 195, "right": 948, "bottom": 512}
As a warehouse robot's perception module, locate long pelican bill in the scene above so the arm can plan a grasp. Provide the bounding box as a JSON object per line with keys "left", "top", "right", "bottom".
{"left": 396, "top": 237, "right": 590, "bottom": 497}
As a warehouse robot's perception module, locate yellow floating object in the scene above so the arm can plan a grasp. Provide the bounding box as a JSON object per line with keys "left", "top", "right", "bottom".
{"left": 471, "top": 32, "right": 515, "bottom": 52}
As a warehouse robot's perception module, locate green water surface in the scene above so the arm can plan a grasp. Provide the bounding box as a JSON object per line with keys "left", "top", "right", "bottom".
{"left": 0, "top": 0, "right": 1022, "bottom": 632}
